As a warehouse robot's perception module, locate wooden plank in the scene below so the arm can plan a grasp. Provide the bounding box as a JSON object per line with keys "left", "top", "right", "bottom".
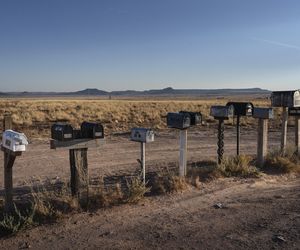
{"left": 295, "top": 117, "right": 300, "bottom": 156}
{"left": 3, "top": 114, "right": 12, "bottom": 132}
{"left": 50, "top": 138, "right": 105, "bottom": 150}
{"left": 179, "top": 129, "right": 187, "bottom": 177}
{"left": 281, "top": 107, "right": 288, "bottom": 154}
{"left": 257, "top": 118, "right": 268, "bottom": 168}
{"left": 69, "top": 148, "right": 88, "bottom": 197}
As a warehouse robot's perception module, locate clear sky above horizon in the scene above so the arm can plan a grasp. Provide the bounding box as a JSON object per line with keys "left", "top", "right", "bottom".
{"left": 0, "top": 0, "right": 299, "bottom": 92}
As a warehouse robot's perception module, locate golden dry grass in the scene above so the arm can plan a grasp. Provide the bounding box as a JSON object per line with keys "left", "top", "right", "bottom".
{"left": 0, "top": 97, "right": 284, "bottom": 138}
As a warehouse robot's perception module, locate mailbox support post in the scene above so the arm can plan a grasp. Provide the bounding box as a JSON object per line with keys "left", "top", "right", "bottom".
{"left": 69, "top": 148, "right": 88, "bottom": 197}
{"left": 217, "top": 119, "right": 225, "bottom": 164}
{"left": 2, "top": 114, "right": 14, "bottom": 212}
{"left": 140, "top": 142, "right": 146, "bottom": 184}
{"left": 236, "top": 115, "right": 240, "bottom": 156}
{"left": 281, "top": 107, "right": 288, "bottom": 154}
{"left": 295, "top": 117, "right": 300, "bottom": 156}
{"left": 179, "top": 129, "right": 187, "bottom": 177}
{"left": 257, "top": 118, "right": 268, "bottom": 168}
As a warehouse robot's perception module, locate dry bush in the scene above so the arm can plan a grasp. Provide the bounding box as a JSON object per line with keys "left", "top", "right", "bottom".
{"left": 86, "top": 183, "right": 124, "bottom": 209}
{"left": 125, "top": 178, "right": 150, "bottom": 204}
{"left": 0, "top": 204, "right": 35, "bottom": 236}
{"left": 151, "top": 172, "right": 188, "bottom": 195}
{"left": 187, "top": 160, "right": 222, "bottom": 186}
{"left": 218, "top": 155, "right": 259, "bottom": 178}
{"left": 263, "top": 146, "right": 300, "bottom": 174}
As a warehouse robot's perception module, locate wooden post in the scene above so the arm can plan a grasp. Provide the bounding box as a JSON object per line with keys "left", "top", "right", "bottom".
{"left": 281, "top": 107, "right": 288, "bottom": 154}
{"left": 69, "top": 148, "right": 88, "bottom": 197}
{"left": 295, "top": 117, "right": 300, "bottom": 156}
{"left": 257, "top": 118, "right": 268, "bottom": 168}
{"left": 141, "top": 142, "right": 146, "bottom": 184}
{"left": 179, "top": 129, "right": 187, "bottom": 177}
{"left": 3, "top": 114, "right": 14, "bottom": 212}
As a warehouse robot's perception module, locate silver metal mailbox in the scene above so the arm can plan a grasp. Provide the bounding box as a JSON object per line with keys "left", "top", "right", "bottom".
{"left": 271, "top": 90, "right": 300, "bottom": 108}
{"left": 253, "top": 107, "right": 274, "bottom": 119}
{"left": 131, "top": 128, "right": 154, "bottom": 143}
{"left": 210, "top": 105, "right": 234, "bottom": 119}
{"left": 2, "top": 130, "right": 28, "bottom": 152}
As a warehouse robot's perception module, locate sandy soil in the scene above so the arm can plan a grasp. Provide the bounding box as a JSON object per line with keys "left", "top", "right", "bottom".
{"left": 0, "top": 126, "right": 299, "bottom": 249}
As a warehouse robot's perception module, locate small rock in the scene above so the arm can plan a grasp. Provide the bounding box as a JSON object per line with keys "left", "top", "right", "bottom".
{"left": 214, "top": 203, "right": 223, "bottom": 209}
{"left": 272, "top": 235, "right": 287, "bottom": 243}
{"left": 18, "top": 242, "right": 31, "bottom": 249}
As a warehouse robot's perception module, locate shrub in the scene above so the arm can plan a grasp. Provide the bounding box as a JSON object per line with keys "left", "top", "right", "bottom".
{"left": 126, "top": 178, "right": 150, "bottom": 204}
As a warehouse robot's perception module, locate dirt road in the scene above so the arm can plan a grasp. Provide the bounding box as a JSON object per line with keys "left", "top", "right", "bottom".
{"left": 0, "top": 175, "right": 299, "bottom": 250}
{"left": 0, "top": 126, "right": 295, "bottom": 188}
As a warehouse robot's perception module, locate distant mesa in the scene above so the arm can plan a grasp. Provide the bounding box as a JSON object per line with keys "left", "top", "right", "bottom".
{"left": 1, "top": 87, "right": 271, "bottom": 97}
{"left": 73, "top": 88, "right": 108, "bottom": 96}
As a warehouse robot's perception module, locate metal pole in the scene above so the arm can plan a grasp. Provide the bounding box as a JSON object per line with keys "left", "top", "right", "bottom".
{"left": 217, "top": 119, "right": 225, "bottom": 164}
{"left": 179, "top": 129, "right": 187, "bottom": 177}
{"left": 236, "top": 115, "right": 240, "bottom": 156}
{"left": 141, "top": 142, "right": 146, "bottom": 184}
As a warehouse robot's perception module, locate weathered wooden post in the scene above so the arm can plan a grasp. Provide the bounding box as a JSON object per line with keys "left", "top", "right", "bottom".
{"left": 226, "top": 102, "right": 254, "bottom": 156}
{"left": 130, "top": 128, "right": 154, "bottom": 184}
{"left": 253, "top": 108, "right": 273, "bottom": 168}
{"left": 210, "top": 105, "right": 234, "bottom": 164}
{"left": 271, "top": 90, "right": 300, "bottom": 154}
{"left": 179, "top": 129, "right": 187, "bottom": 176}
{"left": 288, "top": 108, "right": 300, "bottom": 156}
{"left": 167, "top": 111, "right": 202, "bottom": 177}
{"left": 2, "top": 115, "right": 28, "bottom": 212}
{"left": 51, "top": 122, "right": 104, "bottom": 197}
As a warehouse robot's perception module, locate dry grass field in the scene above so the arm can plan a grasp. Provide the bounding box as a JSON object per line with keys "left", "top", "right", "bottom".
{"left": 0, "top": 96, "right": 285, "bottom": 139}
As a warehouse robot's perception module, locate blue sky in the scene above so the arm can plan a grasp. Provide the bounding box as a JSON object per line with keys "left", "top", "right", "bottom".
{"left": 0, "top": 0, "right": 300, "bottom": 92}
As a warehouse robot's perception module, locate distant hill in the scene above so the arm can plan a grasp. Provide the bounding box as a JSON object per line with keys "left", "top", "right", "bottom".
{"left": 3, "top": 87, "right": 271, "bottom": 97}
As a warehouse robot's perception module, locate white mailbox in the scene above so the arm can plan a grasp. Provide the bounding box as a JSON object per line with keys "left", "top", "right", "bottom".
{"left": 2, "top": 130, "right": 28, "bottom": 152}
{"left": 131, "top": 128, "right": 154, "bottom": 143}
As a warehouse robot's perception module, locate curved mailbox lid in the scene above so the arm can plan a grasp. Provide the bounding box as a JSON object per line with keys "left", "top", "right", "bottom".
{"left": 179, "top": 111, "right": 202, "bottom": 126}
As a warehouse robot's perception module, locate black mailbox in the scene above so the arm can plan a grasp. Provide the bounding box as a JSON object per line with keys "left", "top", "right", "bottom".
{"left": 51, "top": 123, "right": 73, "bottom": 141}
{"left": 167, "top": 112, "right": 191, "bottom": 130}
{"left": 179, "top": 111, "right": 202, "bottom": 126}
{"left": 73, "top": 129, "right": 82, "bottom": 139}
{"left": 226, "top": 102, "right": 254, "bottom": 116}
{"left": 288, "top": 107, "right": 300, "bottom": 116}
{"left": 271, "top": 90, "right": 300, "bottom": 108}
{"left": 210, "top": 105, "right": 234, "bottom": 119}
{"left": 81, "top": 122, "right": 104, "bottom": 139}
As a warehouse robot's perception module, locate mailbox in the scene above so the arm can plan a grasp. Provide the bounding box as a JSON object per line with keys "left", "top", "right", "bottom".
{"left": 2, "top": 130, "right": 28, "bottom": 152}
{"left": 179, "top": 111, "right": 202, "bottom": 126}
{"left": 51, "top": 123, "right": 73, "bottom": 141}
{"left": 226, "top": 102, "right": 254, "bottom": 116}
{"left": 210, "top": 105, "right": 234, "bottom": 119}
{"left": 81, "top": 122, "right": 104, "bottom": 139}
{"left": 131, "top": 128, "right": 154, "bottom": 143}
{"left": 271, "top": 90, "right": 300, "bottom": 108}
{"left": 167, "top": 112, "right": 191, "bottom": 129}
{"left": 288, "top": 108, "right": 300, "bottom": 116}
{"left": 73, "top": 129, "right": 82, "bottom": 139}
{"left": 253, "top": 107, "right": 274, "bottom": 119}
